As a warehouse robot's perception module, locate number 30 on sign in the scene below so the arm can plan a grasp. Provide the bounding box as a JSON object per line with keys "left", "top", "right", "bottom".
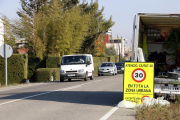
{"left": 132, "top": 68, "right": 146, "bottom": 82}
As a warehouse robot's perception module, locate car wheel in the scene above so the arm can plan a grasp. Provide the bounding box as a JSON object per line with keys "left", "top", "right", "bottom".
{"left": 68, "top": 79, "right": 71, "bottom": 82}
{"left": 60, "top": 79, "right": 64, "bottom": 82}
{"left": 84, "top": 72, "right": 88, "bottom": 81}
{"left": 101, "top": 74, "right": 104, "bottom": 76}
{"left": 90, "top": 71, "right": 94, "bottom": 80}
{"left": 98, "top": 74, "right": 100, "bottom": 76}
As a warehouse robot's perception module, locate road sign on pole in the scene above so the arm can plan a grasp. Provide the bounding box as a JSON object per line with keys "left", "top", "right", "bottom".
{"left": 0, "top": 44, "right": 13, "bottom": 86}
{"left": 123, "top": 62, "right": 154, "bottom": 104}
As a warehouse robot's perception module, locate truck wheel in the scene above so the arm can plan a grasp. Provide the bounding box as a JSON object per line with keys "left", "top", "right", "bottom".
{"left": 60, "top": 79, "right": 64, "bottom": 82}
{"left": 84, "top": 72, "right": 88, "bottom": 81}
{"left": 68, "top": 79, "right": 71, "bottom": 82}
{"left": 90, "top": 71, "right": 94, "bottom": 80}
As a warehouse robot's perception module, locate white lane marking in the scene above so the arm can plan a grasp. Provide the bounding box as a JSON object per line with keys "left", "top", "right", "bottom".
{"left": 99, "top": 105, "right": 118, "bottom": 120}
{"left": 0, "top": 77, "right": 114, "bottom": 106}
{"left": 0, "top": 84, "right": 82, "bottom": 106}
{"left": 0, "top": 83, "right": 47, "bottom": 92}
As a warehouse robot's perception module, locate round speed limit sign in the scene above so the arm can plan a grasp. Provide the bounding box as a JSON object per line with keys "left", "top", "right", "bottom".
{"left": 132, "top": 68, "right": 146, "bottom": 82}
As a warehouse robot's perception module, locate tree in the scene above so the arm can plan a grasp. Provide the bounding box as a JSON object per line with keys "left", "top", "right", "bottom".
{"left": 14, "top": 0, "right": 49, "bottom": 59}
{"left": 105, "top": 46, "right": 116, "bottom": 56}
{"left": 0, "top": 16, "right": 15, "bottom": 47}
{"left": 80, "top": 0, "right": 115, "bottom": 55}
{"left": 45, "top": 0, "right": 91, "bottom": 56}
{"left": 13, "top": 0, "right": 113, "bottom": 58}
{"left": 94, "top": 34, "right": 106, "bottom": 56}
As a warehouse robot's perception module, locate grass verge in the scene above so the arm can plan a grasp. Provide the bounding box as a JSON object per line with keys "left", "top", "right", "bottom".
{"left": 136, "top": 102, "right": 180, "bottom": 120}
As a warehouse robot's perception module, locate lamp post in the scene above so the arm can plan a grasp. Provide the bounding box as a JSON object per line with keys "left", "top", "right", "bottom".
{"left": 117, "top": 35, "right": 121, "bottom": 62}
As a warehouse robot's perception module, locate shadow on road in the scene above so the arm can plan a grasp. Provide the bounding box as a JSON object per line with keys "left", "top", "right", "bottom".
{"left": 0, "top": 91, "right": 123, "bottom": 106}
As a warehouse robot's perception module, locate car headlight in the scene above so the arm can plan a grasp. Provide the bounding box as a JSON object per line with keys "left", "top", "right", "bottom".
{"left": 78, "top": 69, "right": 84, "bottom": 72}
{"left": 60, "top": 70, "right": 65, "bottom": 73}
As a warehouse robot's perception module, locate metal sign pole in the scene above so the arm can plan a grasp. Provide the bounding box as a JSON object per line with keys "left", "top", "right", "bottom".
{"left": 0, "top": 44, "right": 13, "bottom": 86}
{"left": 4, "top": 44, "right": 7, "bottom": 86}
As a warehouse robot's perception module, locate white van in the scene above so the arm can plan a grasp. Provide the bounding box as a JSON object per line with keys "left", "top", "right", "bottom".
{"left": 60, "top": 54, "right": 94, "bottom": 82}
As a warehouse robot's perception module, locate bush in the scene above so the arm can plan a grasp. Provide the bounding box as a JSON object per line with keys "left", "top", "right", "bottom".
{"left": 99, "top": 52, "right": 107, "bottom": 57}
{"left": 0, "top": 54, "right": 28, "bottom": 85}
{"left": 28, "top": 56, "right": 46, "bottom": 80}
{"left": 106, "top": 46, "right": 117, "bottom": 56}
{"left": 36, "top": 68, "right": 60, "bottom": 82}
{"left": 46, "top": 56, "right": 61, "bottom": 68}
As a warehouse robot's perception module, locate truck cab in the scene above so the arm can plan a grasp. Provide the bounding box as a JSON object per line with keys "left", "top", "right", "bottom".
{"left": 60, "top": 54, "right": 94, "bottom": 82}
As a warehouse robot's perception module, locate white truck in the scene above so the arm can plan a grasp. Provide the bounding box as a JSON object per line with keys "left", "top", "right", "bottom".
{"left": 132, "top": 13, "right": 180, "bottom": 100}
{"left": 60, "top": 54, "right": 94, "bottom": 82}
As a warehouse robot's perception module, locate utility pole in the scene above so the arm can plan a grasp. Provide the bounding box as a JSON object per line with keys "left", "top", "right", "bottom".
{"left": 117, "top": 35, "right": 120, "bottom": 62}
{"left": 121, "top": 36, "right": 124, "bottom": 61}
{"left": 112, "top": 31, "right": 114, "bottom": 47}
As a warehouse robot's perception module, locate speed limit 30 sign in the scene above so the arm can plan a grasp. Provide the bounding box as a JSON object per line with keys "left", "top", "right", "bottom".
{"left": 123, "top": 62, "right": 154, "bottom": 104}
{"left": 132, "top": 68, "right": 146, "bottom": 82}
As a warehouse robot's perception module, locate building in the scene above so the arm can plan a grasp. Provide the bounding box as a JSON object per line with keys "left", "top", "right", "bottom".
{"left": 15, "top": 38, "right": 28, "bottom": 48}
{"left": 106, "top": 37, "right": 127, "bottom": 57}
{"left": 14, "top": 38, "right": 29, "bottom": 54}
{"left": 0, "top": 19, "right": 4, "bottom": 46}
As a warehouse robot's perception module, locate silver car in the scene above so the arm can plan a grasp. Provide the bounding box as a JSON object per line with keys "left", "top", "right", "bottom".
{"left": 98, "top": 62, "right": 117, "bottom": 76}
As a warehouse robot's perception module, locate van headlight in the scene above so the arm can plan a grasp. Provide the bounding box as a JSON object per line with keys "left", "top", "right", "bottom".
{"left": 60, "top": 70, "right": 65, "bottom": 73}
{"left": 78, "top": 69, "right": 84, "bottom": 72}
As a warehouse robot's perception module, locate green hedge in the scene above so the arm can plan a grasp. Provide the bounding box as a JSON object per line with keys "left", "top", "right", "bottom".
{"left": 0, "top": 54, "right": 28, "bottom": 85}
{"left": 36, "top": 68, "right": 60, "bottom": 82}
{"left": 46, "top": 56, "right": 61, "bottom": 68}
{"left": 28, "top": 56, "right": 46, "bottom": 80}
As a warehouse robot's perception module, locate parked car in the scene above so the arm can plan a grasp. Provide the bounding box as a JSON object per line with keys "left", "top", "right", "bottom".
{"left": 115, "top": 62, "right": 124, "bottom": 73}
{"left": 98, "top": 62, "right": 117, "bottom": 76}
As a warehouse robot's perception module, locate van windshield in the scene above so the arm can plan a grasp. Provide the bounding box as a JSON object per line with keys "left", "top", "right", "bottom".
{"left": 61, "top": 56, "right": 87, "bottom": 65}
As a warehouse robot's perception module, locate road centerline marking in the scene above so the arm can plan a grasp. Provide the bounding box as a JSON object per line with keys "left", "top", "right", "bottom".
{"left": 0, "top": 76, "right": 115, "bottom": 106}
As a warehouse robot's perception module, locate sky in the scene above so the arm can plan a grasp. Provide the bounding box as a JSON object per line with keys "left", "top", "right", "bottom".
{"left": 1, "top": 0, "right": 180, "bottom": 46}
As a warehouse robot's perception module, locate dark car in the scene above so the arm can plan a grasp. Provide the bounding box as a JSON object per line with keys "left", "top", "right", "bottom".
{"left": 115, "top": 62, "right": 124, "bottom": 73}
{"left": 122, "top": 60, "right": 131, "bottom": 62}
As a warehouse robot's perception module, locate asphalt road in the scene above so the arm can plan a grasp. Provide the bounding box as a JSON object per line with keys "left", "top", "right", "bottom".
{"left": 0, "top": 74, "right": 136, "bottom": 120}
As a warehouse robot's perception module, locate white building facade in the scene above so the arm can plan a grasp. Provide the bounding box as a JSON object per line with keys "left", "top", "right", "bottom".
{"left": 106, "top": 37, "right": 126, "bottom": 57}
{"left": 0, "top": 19, "right": 4, "bottom": 47}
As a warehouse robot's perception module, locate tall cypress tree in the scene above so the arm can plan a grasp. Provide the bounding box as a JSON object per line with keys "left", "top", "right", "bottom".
{"left": 80, "top": 0, "right": 115, "bottom": 55}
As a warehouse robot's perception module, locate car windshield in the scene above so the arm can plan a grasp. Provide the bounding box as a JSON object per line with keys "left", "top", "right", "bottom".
{"left": 115, "top": 62, "right": 124, "bottom": 66}
{"left": 101, "top": 63, "right": 113, "bottom": 67}
{"left": 61, "top": 56, "right": 87, "bottom": 65}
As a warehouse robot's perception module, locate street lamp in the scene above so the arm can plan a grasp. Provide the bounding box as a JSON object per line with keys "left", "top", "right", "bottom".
{"left": 117, "top": 35, "right": 121, "bottom": 62}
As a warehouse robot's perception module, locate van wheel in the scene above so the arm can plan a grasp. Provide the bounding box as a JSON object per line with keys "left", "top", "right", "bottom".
{"left": 68, "top": 79, "right": 71, "bottom": 82}
{"left": 90, "top": 71, "right": 94, "bottom": 80}
{"left": 60, "top": 79, "right": 64, "bottom": 82}
{"left": 84, "top": 72, "right": 88, "bottom": 81}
